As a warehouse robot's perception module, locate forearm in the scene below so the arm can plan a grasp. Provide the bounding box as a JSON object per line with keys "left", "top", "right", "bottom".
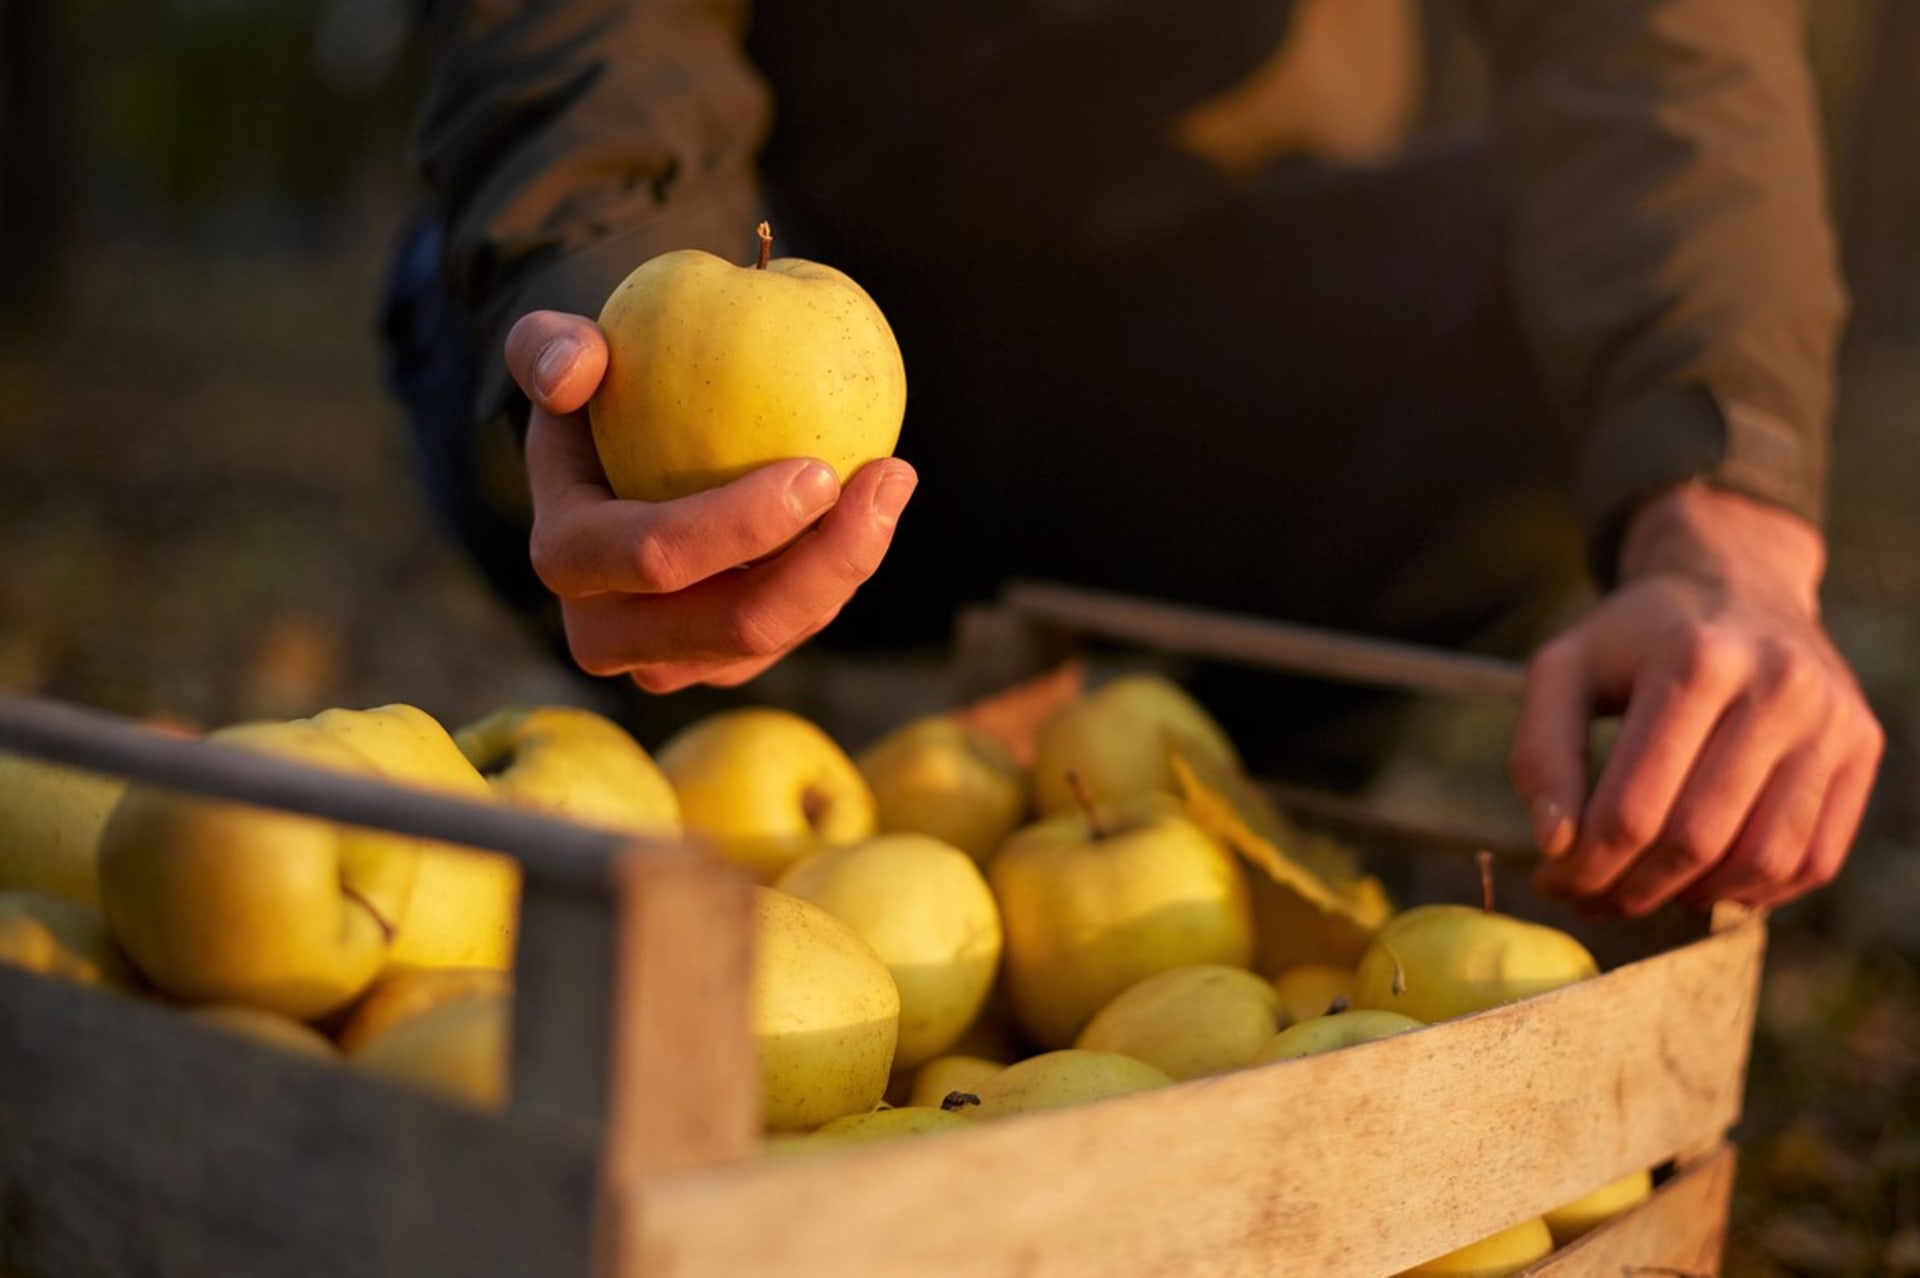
{"left": 1467, "top": 0, "right": 1846, "bottom": 583}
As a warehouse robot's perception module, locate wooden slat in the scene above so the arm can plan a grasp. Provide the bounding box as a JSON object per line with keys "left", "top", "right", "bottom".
{"left": 594, "top": 847, "right": 758, "bottom": 1276}
{"left": 0, "top": 967, "right": 597, "bottom": 1278}
{"left": 1526, "top": 1143, "right": 1736, "bottom": 1277}
{"left": 996, "top": 579, "right": 1530, "bottom": 701}
{"left": 622, "top": 915, "right": 1764, "bottom": 1278}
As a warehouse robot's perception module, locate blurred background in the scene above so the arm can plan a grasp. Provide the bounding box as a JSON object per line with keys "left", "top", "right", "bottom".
{"left": 0, "top": 2, "right": 1915, "bottom": 1272}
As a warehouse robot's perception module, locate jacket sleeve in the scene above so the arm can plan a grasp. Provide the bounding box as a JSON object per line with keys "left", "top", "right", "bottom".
{"left": 414, "top": 0, "right": 771, "bottom": 432}
{"left": 1466, "top": 0, "right": 1847, "bottom": 582}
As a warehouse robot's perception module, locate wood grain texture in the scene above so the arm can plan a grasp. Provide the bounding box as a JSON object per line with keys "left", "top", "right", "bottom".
{"left": 620, "top": 916, "right": 1764, "bottom": 1278}
{"left": 595, "top": 847, "right": 758, "bottom": 1277}
{"left": 0, "top": 967, "right": 596, "bottom": 1278}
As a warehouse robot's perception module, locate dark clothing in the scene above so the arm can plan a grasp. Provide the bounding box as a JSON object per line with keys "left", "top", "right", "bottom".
{"left": 394, "top": 0, "right": 1844, "bottom": 674}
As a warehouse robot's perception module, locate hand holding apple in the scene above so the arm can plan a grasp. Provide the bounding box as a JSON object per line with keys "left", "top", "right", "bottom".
{"left": 505, "top": 307, "right": 916, "bottom": 693}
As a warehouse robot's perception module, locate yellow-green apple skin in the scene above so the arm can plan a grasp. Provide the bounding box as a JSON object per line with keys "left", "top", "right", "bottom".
{"left": 1395, "top": 1216, "right": 1555, "bottom": 1277}
{"left": 1353, "top": 905, "right": 1599, "bottom": 1024}
{"left": 1075, "top": 964, "right": 1282, "bottom": 1081}
{"left": 453, "top": 704, "right": 681, "bottom": 837}
{"left": 305, "top": 704, "right": 519, "bottom": 972}
{"left": 954, "top": 1049, "right": 1172, "bottom": 1121}
{"left": 1272, "top": 963, "right": 1357, "bottom": 1026}
{"left": 187, "top": 1004, "right": 341, "bottom": 1061}
{"left": 1249, "top": 1009, "right": 1424, "bottom": 1065}
{"left": 775, "top": 833, "right": 1002, "bottom": 1069}
{"left": 804, "top": 1106, "right": 971, "bottom": 1146}
{"left": 1543, "top": 1169, "right": 1653, "bottom": 1244}
{"left": 0, "top": 890, "right": 139, "bottom": 991}
{"left": 333, "top": 965, "right": 513, "bottom": 1056}
{"left": 587, "top": 234, "right": 907, "bottom": 503}
{"left": 753, "top": 886, "right": 900, "bottom": 1132}
{"left": 658, "top": 708, "right": 877, "bottom": 882}
{"left": 0, "top": 752, "right": 127, "bottom": 906}
{"left": 349, "top": 989, "right": 511, "bottom": 1110}
{"left": 1029, "top": 673, "right": 1240, "bottom": 815}
{"left": 854, "top": 716, "right": 1028, "bottom": 864}
{"left": 990, "top": 794, "right": 1255, "bottom": 1048}
{"left": 98, "top": 721, "right": 418, "bottom": 1019}
{"left": 905, "top": 1054, "right": 1006, "bottom": 1109}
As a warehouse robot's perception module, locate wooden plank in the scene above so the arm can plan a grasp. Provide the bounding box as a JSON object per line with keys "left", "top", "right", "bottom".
{"left": 996, "top": 579, "right": 1530, "bottom": 701}
{"left": 594, "top": 846, "right": 758, "bottom": 1277}
{"left": 622, "top": 916, "right": 1763, "bottom": 1278}
{"left": 1526, "top": 1143, "right": 1736, "bottom": 1277}
{"left": 0, "top": 967, "right": 597, "bottom": 1278}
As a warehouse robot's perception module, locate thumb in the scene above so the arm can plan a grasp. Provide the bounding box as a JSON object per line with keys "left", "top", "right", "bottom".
{"left": 505, "top": 310, "right": 610, "bottom": 416}
{"left": 1508, "top": 638, "right": 1591, "bottom": 859}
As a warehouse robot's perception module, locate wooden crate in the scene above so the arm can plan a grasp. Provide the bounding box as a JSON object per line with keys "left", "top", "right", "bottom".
{"left": 0, "top": 586, "right": 1763, "bottom": 1277}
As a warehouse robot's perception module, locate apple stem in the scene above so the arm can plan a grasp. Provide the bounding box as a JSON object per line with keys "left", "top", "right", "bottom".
{"left": 939, "top": 1090, "right": 982, "bottom": 1113}
{"left": 342, "top": 883, "right": 396, "bottom": 945}
{"left": 754, "top": 221, "right": 772, "bottom": 270}
{"left": 1064, "top": 769, "right": 1107, "bottom": 839}
{"left": 1382, "top": 940, "right": 1408, "bottom": 998}
{"left": 1477, "top": 848, "right": 1496, "bottom": 914}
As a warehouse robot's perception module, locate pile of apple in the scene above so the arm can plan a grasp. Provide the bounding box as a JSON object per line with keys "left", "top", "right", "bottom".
{"left": 0, "top": 702, "right": 682, "bottom": 1104}
{"left": 0, "top": 671, "right": 1654, "bottom": 1275}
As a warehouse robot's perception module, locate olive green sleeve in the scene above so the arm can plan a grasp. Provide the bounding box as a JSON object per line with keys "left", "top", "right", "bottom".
{"left": 1467, "top": 0, "right": 1846, "bottom": 582}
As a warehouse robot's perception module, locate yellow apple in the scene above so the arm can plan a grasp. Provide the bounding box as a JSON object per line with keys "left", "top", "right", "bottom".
{"left": 349, "top": 989, "right": 511, "bottom": 1110}
{"left": 332, "top": 965, "right": 513, "bottom": 1055}
{"left": 753, "top": 886, "right": 901, "bottom": 1132}
{"left": 0, "top": 752, "right": 127, "bottom": 906}
{"left": 855, "top": 715, "right": 1028, "bottom": 864}
{"left": 1248, "top": 1008, "right": 1424, "bottom": 1065}
{"left": 98, "top": 720, "right": 419, "bottom": 1019}
{"left": 990, "top": 793, "right": 1255, "bottom": 1048}
{"left": 658, "top": 708, "right": 876, "bottom": 882}
{"left": 1543, "top": 1168, "right": 1653, "bottom": 1244}
{"left": 1353, "top": 904, "right": 1599, "bottom": 1024}
{"left": 904, "top": 1054, "right": 1006, "bottom": 1110}
{"left": 588, "top": 222, "right": 906, "bottom": 503}
{"left": 187, "top": 1005, "right": 340, "bottom": 1061}
{"left": 1395, "top": 1217, "right": 1555, "bottom": 1276}
{"left": 1029, "top": 673, "right": 1241, "bottom": 815}
{"left": 803, "top": 1106, "right": 971, "bottom": 1146}
{"left": 775, "top": 833, "right": 1002, "bottom": 1069}
{"left": 1272, "top": 963, "right": 1356, "bottom": 1026}
{"left": 1075, "top": 964, "right": 1282, "bottom": 1081}
{"left": 453, "top": 704, "right": 680, "bottom": 837}
{"left": 951, "top": 1049, "right": 1173, "bottom": 1121}
{"left": 305, "top": 704, "right": 519, "bottom": 972}
{"left": 0, "top": 890, "right": 139, "bottom": 991}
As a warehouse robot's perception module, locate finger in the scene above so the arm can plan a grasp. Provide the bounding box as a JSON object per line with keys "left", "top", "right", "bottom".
{"left": 505, "top": 311, "right": 609, "bottom": 415}
{"left": 1603, "top": 688, "right": 1816, "bottom": 916}
{"left": 529, "top": 450, "right": 841, "bottom": 598}
{"left": 1539, "top": 651, "right": 1743, "bottom": 899}
{"left": 1509, "top": 635, "right": 1592, "bottom": 859}
{"left": 1681, "top": 746, "right": 1830, "bottom": 911}
{"left": 1755, "top": 722, "right": 1884, "bottom": 906}
{"left": 557, "top": 461, "right": 912, "bottom": 675}
{"left": 641, "top": 454, "right": 910, "bottom": 656}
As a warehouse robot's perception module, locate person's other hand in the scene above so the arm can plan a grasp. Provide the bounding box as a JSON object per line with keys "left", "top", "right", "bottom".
{"left": 505, "top": 310, "right": 917, "bottom": 692}
{"left": 1509, "top": 482, "right": 1883, "bottom": 917}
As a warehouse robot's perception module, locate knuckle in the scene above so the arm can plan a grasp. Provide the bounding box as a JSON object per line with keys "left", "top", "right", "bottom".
{"left": 629, "top": 529, "right": 689, "bottom": 594}
{"left": 1594, "top": 795, "right": 1662, "bottom": 851}
{"left": 1670, "top": 622, "right": 1741, "bottom": 687}
{"left": 528, "top": 526, "right": 570, "bottom": 593}
{"left": 1658, "top": 818, "right": 1720, "bottom": 872}
{"left": 567, "top": 634, "right": 625, "bottom": 680}
{"left": 720, "top": 603, "right": 793, "bottom": 660}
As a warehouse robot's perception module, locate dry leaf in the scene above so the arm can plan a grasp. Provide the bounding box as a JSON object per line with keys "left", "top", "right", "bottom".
{"left": 1171, "top": 747, "right": 1393, "bottom": 974}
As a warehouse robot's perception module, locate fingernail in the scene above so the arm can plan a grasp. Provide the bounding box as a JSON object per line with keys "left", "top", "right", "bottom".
{"left": 1530, "top": 796, "right": 1573, "bottom": 858}
{"left": 535, "top": 338, "right": 581, "bottom": 400}
{"left": 784, "top": 462, "right": 839, "bottom": 521}
{"left": 873, "top": 468, "right": 917, "bottom": 528}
